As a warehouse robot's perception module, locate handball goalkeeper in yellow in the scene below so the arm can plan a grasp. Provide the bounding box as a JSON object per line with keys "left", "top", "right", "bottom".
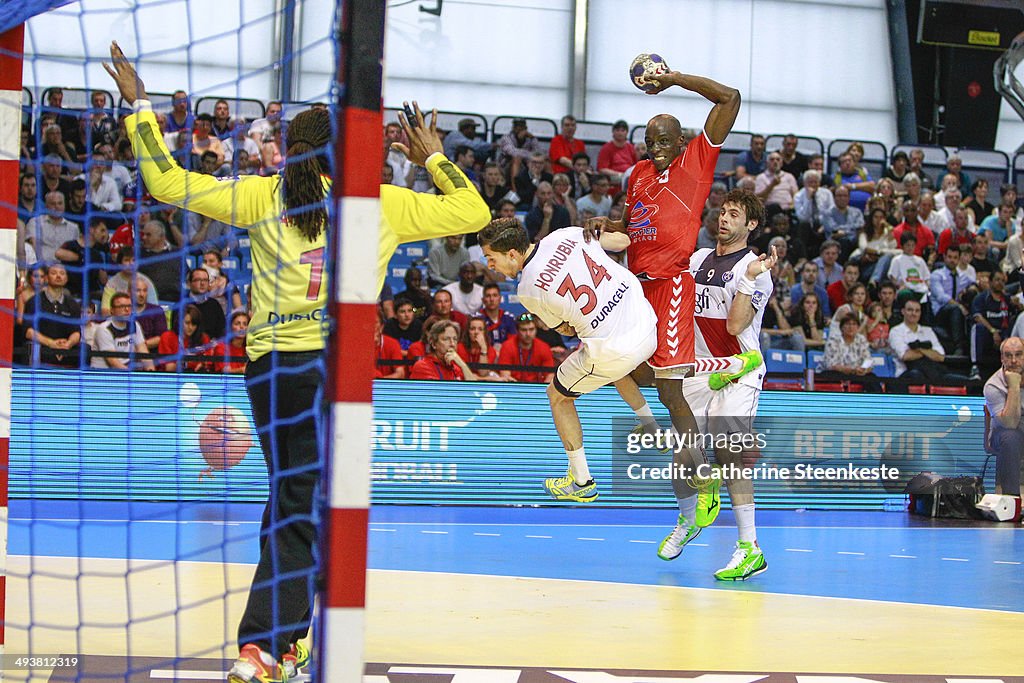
{"left": 106, "top": 40, "right": 488, "bottom": 683}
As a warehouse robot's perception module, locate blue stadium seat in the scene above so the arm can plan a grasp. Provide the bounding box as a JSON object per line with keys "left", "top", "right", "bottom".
{"left": 765, "top": 349, "right": 805, "bottom": 374}
{"left": 870, "top": 353, "right": 893, "bottom": 378}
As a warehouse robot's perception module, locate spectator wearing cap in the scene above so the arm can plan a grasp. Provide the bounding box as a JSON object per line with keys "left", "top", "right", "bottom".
{"left": 497, "top": 118, "right": 539, "bottom": 181}
{"left": 496, "top": 313, "right": 555, "bottom": 383}
{"left": 550, "top": 115, "right": 585, "bottom": 175}
{"left": 428, "top": 235, "right": 470, "bottom": 288}
{"left": 443, "top": 117, "right": 493, "bottom": 162}
{"left": 883, "top": 150, "right": 911, "bottom": 193}
{"left": 443, "top": 261, "right": 485, "bottom": 317}
{"left": 514, "top": 151, "right": 553, "bottom": 210}
{"left": 597, "top": 120, "right": 637, "bottom": 188}
{"left": 25, "top": 191, "right": 79, "bottom": 263}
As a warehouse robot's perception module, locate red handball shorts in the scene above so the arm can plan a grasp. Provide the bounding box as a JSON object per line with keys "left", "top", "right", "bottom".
{"left": 641, "top": 272, "right": 695, "bottom": 369}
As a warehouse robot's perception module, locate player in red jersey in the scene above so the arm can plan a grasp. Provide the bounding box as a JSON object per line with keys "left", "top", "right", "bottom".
{"left": 587, "top": 69, "right": 747, "bottom": 531}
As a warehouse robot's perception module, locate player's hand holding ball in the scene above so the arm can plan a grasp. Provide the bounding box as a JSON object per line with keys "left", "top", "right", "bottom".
{"left": 630, "top": 53, "right": 674, "bottom": 94}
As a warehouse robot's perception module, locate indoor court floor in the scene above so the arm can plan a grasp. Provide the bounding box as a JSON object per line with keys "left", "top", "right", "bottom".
{"left": 6, "top": 500, "right": 1024, "bottom": 682}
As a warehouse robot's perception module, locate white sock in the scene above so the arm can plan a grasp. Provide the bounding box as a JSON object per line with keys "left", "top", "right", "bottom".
{"left": 677, "top": 494, "right": 697, "bottom": 524}
{"left": 734, "top": 503, "right": 757, "bottom": 543}
{"left": 567, "top": 448, "right": 591, "bottom": 484}
{"left": 633, "top": 402, "right": 657, "bottom": 428}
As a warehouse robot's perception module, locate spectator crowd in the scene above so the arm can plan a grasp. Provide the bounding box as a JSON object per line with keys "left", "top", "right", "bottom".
{"left": 15, "top": 88, "right": 1024, "bottom": 389}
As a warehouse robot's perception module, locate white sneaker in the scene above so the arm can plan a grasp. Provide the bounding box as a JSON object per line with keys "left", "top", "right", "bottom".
{"left": 657, "top": 514, "right": 701, "bottom": 560}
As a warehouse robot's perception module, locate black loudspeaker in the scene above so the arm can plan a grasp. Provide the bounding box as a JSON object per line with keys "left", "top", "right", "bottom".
{"left": 918, "top": 0, "right": 1024, "bottom": 51}
{"left": 941, "top": 47, "right": 1002, "bottom": 149}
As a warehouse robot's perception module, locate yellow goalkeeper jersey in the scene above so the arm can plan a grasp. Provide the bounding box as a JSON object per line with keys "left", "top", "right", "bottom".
{"left": 126, "top": 104, "right": 489, "bottom": 361}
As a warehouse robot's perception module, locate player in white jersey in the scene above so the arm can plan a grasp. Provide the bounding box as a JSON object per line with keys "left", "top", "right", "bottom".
{"left": 479, "top": 218, "right": 764, "bottom": 502}
{"left": 658, "top": 189, "right": 775, "bottom": 581}
{"left": 479, "top": 219, "right": 657, "bottom": 501}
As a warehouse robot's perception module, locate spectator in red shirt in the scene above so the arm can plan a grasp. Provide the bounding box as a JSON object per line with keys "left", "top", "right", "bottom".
{"left": 431, "top": 289, "right": 468, "bottom": 331}
{"left": 409, "top": 320, "right": 478, "bottom": 380}
{"left": 549, "top": 115, "right": 585, "bottom": 175}
{"left": 375, "top": 313, "right": 405, "bottom": 379}
{"left": 597, "top": 120, "right": 637, "bottom": 189}
{"left": 157, "top": 303, "right": 212, "bottom": 372}
{"left": 211, "top": 310, "right": 249, "bottom": 373}
{"left": 893, "top": 199, "right": 935, "bottom": 258}
{"left": 827, "top": 262, "right": 861, "bottom": 314}
{"left": 458, "top": 316, "right": 503, "bottom": 380}
{"left": 937, "top": 206, "right": 974, "bottom": 256}
{"left": 497, "top": 313, "right": 555, "bottom": 383}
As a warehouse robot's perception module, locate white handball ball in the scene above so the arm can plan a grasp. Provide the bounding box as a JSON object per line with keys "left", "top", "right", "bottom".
{"left": 629, "top": 53, "right": 670, "bottom": 93}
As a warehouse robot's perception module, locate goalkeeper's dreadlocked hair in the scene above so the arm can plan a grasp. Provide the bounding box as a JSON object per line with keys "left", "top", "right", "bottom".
{"left": 283, "top": 108, "right": 331, "bottom": 242}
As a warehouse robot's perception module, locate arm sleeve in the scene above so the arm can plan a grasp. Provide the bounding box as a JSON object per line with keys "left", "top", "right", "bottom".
{"left": 93, "top": 325, "right": 114, "bottom": 352}
{"left": 125, "top": 107, "right": 277, "bottom": 228}
{"left": 984, "top": 381, "right": 1006, "bottom": 418}
{"left": 380, "top": 153, "right": 491, "bottom": 244}
{"left": 794, "top": 192, "right": 811, "bottom": 222}
{"left": 518, "top": 294, "right": 564, "bottom": 330}
{"left": 930, "top": 272, "right": 951, "bottom": 308}
{"left": 889, "top": 326, "right": 910, "bottom": 360}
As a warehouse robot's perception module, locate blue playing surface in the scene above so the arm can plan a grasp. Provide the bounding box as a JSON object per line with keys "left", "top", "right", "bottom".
{"left": 9, "top": 501, "right": 1024, "bottom": 612}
